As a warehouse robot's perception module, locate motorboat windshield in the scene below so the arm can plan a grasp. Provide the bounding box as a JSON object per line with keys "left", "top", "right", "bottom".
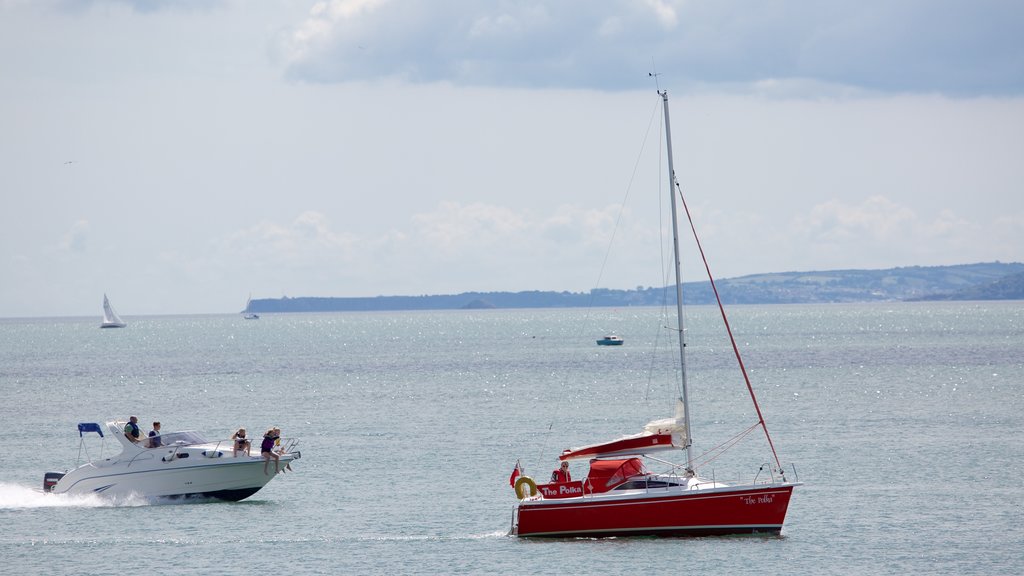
{"left": 157, "top": 431, "right": 209, "bottom": 446}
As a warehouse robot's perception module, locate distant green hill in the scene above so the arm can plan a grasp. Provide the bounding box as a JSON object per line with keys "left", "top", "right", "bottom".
{"left": 247, "top": 262, "right": 1024, "bottom": 313}
{"left": 911, "top": 270, "right": 1024, "bottom": 301}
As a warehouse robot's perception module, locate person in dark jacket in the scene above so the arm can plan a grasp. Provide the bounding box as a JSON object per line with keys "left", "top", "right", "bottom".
{"left": 123, "top": 416, "right": 141, "bottom": 443}
{"left": 261, "top": 428, "right": 281, "bottom": 475}
{"left": 147, "top": 421, "right": 162, "bottom": 448}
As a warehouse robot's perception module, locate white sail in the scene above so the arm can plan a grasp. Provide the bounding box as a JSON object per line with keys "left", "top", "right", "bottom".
{"left": 100, "top": 294, "right": 126, "bottom": 328}
{"left": 243, "top": 294, "right": 259, "bottom": 319}
{"left": 642, "top": 398, "right": 689, "bottom": 446}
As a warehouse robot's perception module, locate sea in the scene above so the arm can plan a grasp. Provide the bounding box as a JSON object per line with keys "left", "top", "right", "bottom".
{"left": 0, "top": 301, "right": 1021, "bottom": 575}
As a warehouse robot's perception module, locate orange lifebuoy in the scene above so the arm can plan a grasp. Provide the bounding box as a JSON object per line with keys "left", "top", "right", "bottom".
{"left": 514, "top": 476, "right": 538, "bottom": 499}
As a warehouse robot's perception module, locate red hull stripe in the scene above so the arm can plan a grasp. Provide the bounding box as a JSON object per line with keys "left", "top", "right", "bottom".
{"left": 519, "top": 524, "right": 783, "bottom": 538}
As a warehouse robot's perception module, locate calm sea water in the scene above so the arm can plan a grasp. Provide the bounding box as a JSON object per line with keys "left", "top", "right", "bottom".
{"left": 0, "top": 302, "right": 1021, "bottom": 575}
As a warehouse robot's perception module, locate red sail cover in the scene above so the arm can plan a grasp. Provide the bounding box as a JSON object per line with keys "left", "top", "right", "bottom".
{"left": 559, "top": 432, "right": 677, "bottom": 462}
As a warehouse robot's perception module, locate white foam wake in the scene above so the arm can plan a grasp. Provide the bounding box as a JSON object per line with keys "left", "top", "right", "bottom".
{"left": 0, "top": 482, "right": 147, "bottom": 508}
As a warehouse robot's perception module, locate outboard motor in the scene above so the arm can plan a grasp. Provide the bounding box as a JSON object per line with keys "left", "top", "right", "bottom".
{"left": 43, "top": 471, "right": 65, "bottom": 493}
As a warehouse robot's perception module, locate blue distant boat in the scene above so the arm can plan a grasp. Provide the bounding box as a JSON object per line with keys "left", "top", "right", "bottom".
{"left": 596, "top": 335, "right": 624, "bottom": 346}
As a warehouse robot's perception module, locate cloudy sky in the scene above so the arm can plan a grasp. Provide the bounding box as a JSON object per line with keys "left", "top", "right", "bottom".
{"left": 1, "top": 0, "right": 1022, "bottom": 317}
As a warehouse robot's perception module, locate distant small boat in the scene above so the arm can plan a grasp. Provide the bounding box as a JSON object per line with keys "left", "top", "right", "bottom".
{"left": 596, "top": 335, "right": 624, "bottom": 346}
{"left": 100, "top": 294, "right": 126, "bottom": 328}
{"left": 243, "top": 294, "right": 259, "bottom": 320}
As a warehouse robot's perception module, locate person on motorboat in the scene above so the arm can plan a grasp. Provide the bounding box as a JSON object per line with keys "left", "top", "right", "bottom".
{"left": 148, "top": 421, "right": 162, "bottom": 448}
{"left": 232, "top": 427, "right": 251, "bottom": 457}
{"left": 551, "top": 461, "right": 572, "bottom": 483}
{"left": 272, "top": 427, "right": 293, "bottom": 472}
{"left": 261, "top": 428, "right": 281, "bottom": 475}
{"left": 123, "top": 416, "right": 141, "bottom": 443}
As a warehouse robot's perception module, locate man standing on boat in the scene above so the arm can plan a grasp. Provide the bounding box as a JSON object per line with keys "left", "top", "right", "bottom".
{"left": 148, "top": 421, "right": 162, "bottom": 448}
{"left": 124, "top": 416, "right": 141, "bottom": 443}
{"left": 551, "top": 461, "right": 571, "bottom": 483}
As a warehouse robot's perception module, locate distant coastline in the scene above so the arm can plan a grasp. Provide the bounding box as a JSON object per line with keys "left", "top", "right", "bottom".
{"left": 246, "top": 262, "right": 1024, "bottom": 313}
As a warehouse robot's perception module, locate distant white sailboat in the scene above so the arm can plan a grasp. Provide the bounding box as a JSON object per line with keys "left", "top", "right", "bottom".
{"left": 243, "top": 294, "right": 259, "bottom": 320}
{"left": 100, "top": 294, "right": 126, "bottom": 328}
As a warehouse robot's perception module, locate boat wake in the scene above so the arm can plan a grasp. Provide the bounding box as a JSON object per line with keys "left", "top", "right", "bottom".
{"left": 0, "top": 482, "right": 148, "bottom": 509}
{"left": 357, "top": 530, "right": 509, "bottom": 542}
{"left": 471, "top": 530, "right": 510, "bottom": 540}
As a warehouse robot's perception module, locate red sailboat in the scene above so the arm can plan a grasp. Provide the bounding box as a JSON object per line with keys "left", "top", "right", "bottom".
{"left": 509, "top": 90, "right": 800, "bottom": 537}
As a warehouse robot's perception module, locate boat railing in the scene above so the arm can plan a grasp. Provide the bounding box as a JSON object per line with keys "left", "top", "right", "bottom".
{"left": 753, "top": 463, "right": 769, "bottom": 484}
{"left": 280, "top": 437, "right": 300, "bottom": 454}
{"left": 752, "top": 462, "right": 795, "bottom": 485}
{"left": 688, "top": 461, "right": 791, "bottom": 486}
{"left": 644, "top": 466, "right": 784, "bottom": 491}
{"left": 202, "top": 436, "right": 300, "bottom": 457}
{"left": 202, "top": 436, "right": 251, "bottom": 456}
{"left": 161, "top": 443, "right": 184, "bottom": 462}
{"left": 208, "top": 439, "right": 232, "bottom": 454}
{"left": 509, "top": 505, "right": 520, "bottom": 535}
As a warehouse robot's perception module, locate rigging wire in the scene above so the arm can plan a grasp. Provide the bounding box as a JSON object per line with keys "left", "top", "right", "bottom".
{"left": 531, "top": 97, "right": 664, "bottom": 470}
{"left": 674, "top": 180, "right": 785, "bottom": 472}
{"left": 645, "top": 93, "right": 686, "bottom": 407}
{"left": 644, "top": 421, "right": 759, "bottom": 476}
{"left": 525, "top": 90, "right": 785, "bottom": 479}
{"left": 688, "top": 422, "right": 760, "bottom": 471}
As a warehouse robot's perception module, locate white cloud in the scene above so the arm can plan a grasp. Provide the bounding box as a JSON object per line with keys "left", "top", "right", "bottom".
{"left": 798, "top": 196, "right": 916, "bottom": 244}
{"left": 59, "top": 220, "right": 90, "bottom": 254}
{"left": 280, "top": 0, "right": 1024, "bottom": 95}
{"left": 643, "top": 0, "right": 678, "bottom": 28}
{"left": 192, "top": 201, "right": 658, "bottom": 299}
{"left": 412, "top": 202, "right": 527, "bottom": 255}
{"left": 789, "top": 196, "right": 1011, "bottom": 270}
{"left": 1, "top": 3, "right": 1022, "bottom": 317}
{"left": 216, "top": 211, "right": 359, "bottom": 268}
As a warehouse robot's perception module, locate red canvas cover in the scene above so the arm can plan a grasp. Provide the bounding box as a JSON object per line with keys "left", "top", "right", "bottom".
{"left": 584, "top": 458, "right": 646, "bottom": 493}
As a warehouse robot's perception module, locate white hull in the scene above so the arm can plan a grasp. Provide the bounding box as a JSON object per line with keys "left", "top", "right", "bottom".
{"left": 48, "top": 421, "right": 299, "bottom": 502}
{"left": 54, "top": 454, "right": 297, "bottom": 501}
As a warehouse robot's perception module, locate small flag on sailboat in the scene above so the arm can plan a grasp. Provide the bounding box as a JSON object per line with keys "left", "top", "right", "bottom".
{"left": 508, "top": 460, "right": 522, "bottom": 487}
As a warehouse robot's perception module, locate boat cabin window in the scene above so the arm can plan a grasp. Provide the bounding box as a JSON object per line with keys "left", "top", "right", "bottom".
{"left": 154, "top": 431, "right": 208, "bottom": 446}
{"left": 614, "top": 479, "right": 683, "bottom": 491}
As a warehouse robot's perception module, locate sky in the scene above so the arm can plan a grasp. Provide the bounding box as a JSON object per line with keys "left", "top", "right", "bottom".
{"left": 1, "top": 0, "right": 1022, "bottom": 317}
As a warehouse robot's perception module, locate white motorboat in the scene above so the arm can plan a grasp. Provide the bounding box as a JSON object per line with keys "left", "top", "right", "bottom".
{"left": 43, "top": 421, "right": 300, "bottom": 502}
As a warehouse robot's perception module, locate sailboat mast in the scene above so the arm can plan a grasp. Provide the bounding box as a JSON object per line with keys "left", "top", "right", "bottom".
{"left": 660, "top": 90, "right": 695, "bottom": 472}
